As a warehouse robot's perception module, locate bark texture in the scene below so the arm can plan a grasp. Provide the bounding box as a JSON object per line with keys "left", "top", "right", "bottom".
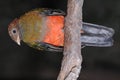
{"left": 57, "top": 0, "right": 84, "bottom": 80}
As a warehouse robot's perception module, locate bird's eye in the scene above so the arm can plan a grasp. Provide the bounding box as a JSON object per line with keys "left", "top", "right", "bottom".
{"left": 12, "top": 28, "right": 17, "bottom": 34}
{"left": 13, "top": 30, "right": 16, "bottom": 33}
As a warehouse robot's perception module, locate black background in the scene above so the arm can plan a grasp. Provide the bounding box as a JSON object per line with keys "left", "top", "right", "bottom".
{"left": 0, "top": 0, "right": 120, "bottom": 80}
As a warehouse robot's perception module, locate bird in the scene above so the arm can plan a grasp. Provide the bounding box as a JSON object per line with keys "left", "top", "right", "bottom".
{"left": 8, "top": 8, "right": 114, "bottom": 52}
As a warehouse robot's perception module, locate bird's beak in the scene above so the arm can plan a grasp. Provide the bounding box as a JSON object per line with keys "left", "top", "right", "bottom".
{"left": 16, "top": 36, "right": 21, "bottom": 45}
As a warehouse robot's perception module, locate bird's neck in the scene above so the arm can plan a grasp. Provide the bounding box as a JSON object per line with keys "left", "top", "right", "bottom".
{"left": 19, "top": 12, "right": 45, "bottom": 45}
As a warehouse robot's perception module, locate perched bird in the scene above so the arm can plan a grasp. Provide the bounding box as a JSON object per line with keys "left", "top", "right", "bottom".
{"left": 8, "top": 8, "right": 114, "bottom": 52}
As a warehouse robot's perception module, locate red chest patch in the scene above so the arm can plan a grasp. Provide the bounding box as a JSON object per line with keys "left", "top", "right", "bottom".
{"left": 43, "top": 16, "right": 64, "bottom": 46}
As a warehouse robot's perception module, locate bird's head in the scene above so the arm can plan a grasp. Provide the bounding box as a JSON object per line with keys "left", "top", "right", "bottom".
{"left": 8, "top": 18, "right": 21, "bottom": 45}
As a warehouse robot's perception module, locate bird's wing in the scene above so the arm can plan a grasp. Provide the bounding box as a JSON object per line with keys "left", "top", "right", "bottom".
{"left": 40, "top": 8, "right": 65, "bottom": 16}
{"left": 33, "top": 42, "right": 63, "bottom": 52}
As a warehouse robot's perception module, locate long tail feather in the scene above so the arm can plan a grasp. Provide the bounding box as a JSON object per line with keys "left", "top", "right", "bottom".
{"left": 82, "top": 22, "right": 114, "bottom": 47}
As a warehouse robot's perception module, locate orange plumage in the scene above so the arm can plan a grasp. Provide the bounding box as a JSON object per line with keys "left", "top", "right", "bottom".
{"left": 43, "top": 16, "right": 64, "bottom": 46}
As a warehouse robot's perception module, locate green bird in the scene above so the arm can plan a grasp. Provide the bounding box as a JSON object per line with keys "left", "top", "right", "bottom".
{"left": 8, "top": 8, "right": 114, "bottom": 52}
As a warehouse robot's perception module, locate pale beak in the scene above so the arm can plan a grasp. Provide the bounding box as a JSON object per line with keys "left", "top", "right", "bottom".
{"left": 16, "top": 36, "right": 21, "bottom": 45}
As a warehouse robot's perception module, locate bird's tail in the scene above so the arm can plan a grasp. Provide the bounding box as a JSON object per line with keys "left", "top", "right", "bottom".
{"left": 81, "top": 22, "right": 114, "bottom": 47}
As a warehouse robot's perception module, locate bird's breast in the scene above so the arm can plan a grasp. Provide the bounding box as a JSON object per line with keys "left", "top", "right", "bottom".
{"left": 42, "top": 16, "right": 64, "bottom": 46}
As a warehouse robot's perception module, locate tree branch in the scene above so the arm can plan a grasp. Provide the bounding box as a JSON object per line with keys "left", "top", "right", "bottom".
{"left": 57, "top": 0, "right": 84, "bottom": 80}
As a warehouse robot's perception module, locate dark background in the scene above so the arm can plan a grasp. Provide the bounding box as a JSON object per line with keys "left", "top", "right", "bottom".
{"left": 0, "top": 0, "right": 120, "bottom": 80}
